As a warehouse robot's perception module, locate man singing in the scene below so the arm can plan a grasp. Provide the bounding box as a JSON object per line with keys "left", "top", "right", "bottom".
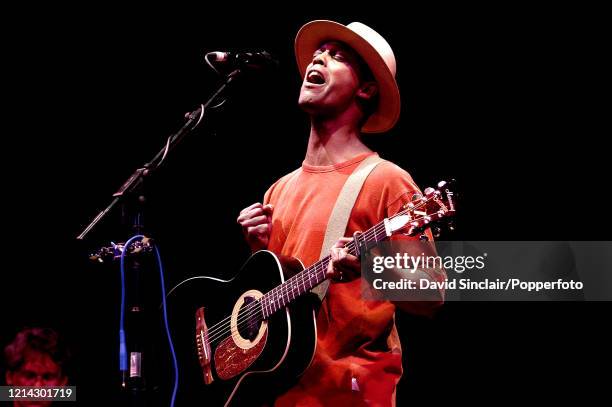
{"left": 238, "top": 20, "right": 444, "bottom": 406}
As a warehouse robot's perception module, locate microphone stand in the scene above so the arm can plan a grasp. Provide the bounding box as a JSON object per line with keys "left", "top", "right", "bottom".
{"left": 77, "top": 68, "right": 241, "bottom": 241}
{"left": 77, "top": 68, "right": 243, "bottom": 405}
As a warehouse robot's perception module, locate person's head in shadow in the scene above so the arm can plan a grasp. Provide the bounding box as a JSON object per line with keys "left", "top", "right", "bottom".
{"left": 4, "top": 327, "right": 70, "bottom": 407}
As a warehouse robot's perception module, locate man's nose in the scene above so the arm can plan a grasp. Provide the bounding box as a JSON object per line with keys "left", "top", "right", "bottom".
{"left": 312, "top": 51, "right": 328, "bottom": 66}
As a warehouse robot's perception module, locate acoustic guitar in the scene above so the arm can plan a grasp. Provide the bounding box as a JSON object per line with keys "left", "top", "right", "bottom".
{"left": 165, "top": 181, "right": 455, "bottom": 405}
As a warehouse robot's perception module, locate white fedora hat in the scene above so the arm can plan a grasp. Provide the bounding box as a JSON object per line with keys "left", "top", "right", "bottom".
{"left": 295, "top": 20, "right": 400, "bottom": 133}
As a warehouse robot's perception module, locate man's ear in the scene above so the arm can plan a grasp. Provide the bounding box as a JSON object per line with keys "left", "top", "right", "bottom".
{"left": 357, "top": 81, "right": 378, "bottom": 101}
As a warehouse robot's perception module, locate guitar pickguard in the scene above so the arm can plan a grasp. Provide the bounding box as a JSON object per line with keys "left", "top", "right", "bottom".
{"left": 214, "top": 289, "right": 268, "bottom": 380}
{"left": 214, "top": 329, "right": 268, "bottom": 380}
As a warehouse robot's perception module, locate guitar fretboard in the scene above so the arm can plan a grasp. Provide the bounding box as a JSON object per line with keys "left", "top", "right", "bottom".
{"left": 259, "top": 219, "right": 390, "bottom": 318}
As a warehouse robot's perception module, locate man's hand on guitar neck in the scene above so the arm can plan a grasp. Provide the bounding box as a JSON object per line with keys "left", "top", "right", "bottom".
{"left": 237, "top": 202, "right": 274, "bottom": 252}
{"left": 326, "top": 237, "right": 361, "bottom": 282}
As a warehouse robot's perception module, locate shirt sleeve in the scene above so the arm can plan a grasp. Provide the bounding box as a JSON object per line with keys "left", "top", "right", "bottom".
{"left": 368, "top": 160, "right": 445, "bottom": 316}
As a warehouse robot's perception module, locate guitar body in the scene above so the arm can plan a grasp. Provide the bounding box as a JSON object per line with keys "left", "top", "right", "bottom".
{"left": 165, "top": 250, "right": 318, "bottom": 406}
{"left": 158, "top": 181, "right": 456, "bottom": 405}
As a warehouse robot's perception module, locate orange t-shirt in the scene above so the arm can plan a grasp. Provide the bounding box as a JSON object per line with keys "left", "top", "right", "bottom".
{"left": 264, "top": 152, "right": 426, "bottom": 407}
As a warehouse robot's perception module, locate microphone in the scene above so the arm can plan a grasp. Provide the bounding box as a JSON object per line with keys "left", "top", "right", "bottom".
{"left": 204, "top": 51, "right": 278, "bottom": 72}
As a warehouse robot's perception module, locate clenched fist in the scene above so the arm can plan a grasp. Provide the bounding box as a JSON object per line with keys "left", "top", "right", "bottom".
{"left": 237, "top": 202, "right": 273, "bottom": 252}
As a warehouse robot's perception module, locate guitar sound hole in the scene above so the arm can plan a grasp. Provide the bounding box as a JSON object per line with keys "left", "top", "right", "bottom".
{"left": 237, "top": 296, "right": 261, "bottom": 341}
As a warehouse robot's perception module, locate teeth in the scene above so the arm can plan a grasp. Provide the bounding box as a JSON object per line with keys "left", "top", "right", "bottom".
{"left": 307, "top": 71, "right": 324, "bottom": 84}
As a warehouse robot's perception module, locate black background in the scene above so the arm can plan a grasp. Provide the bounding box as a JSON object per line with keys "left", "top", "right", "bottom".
{"left": 2, "top": 3, "right": 609, "bottom": 405}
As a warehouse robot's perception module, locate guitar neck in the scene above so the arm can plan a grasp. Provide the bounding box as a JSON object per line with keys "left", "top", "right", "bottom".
{"left": 257, "top": 180, "right": 455, "bottom": 319}
{"left": 260, "top": 219, "right": 390, "bottom": 318}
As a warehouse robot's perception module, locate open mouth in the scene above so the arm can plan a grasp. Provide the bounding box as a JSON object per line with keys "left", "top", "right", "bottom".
{"left": 306, "top": 69, "right": 326, "bottom": 85}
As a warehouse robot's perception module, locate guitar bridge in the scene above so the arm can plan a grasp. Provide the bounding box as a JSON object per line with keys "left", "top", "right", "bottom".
{"left": 195, "top": 307, "right": 214, "bottom": 384}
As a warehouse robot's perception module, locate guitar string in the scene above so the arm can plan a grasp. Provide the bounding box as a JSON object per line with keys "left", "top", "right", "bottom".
{"left": 231, "top": 195, "right": 434, "bottom": 330}
{"left": 204, "top": 197, "right": 437, "bottom": 345}
{"left": 205, "top": 221, "right": 385, "bottom": 339}
{"left": 204, "top": 225, "right": 389, "bottom": 345}
{"left": 206, "top": 204, "right": 439, "bottom": 346}
{"left": 203, "top": 198, "right": 435, "bottom": 345}
{"left": 234, "top": 194, "right": 441, "bottom": 337}
{"left": 205, "top": 232, "right": 388, "bottom": 346}
{"left": 204, "top": 199, "right": 432, "bottom": 345}
{"left": 204, "top": 224, "right": 386, "bottom": 345}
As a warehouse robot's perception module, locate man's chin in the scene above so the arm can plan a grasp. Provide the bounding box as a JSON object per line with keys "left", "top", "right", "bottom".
{"left": 297, "top": 97, "right": 318, "bottom": 113}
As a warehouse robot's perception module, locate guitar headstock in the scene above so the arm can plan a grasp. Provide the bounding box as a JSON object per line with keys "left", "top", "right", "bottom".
{"left": 388, "top": 180, "right": 456, "bottom": 238}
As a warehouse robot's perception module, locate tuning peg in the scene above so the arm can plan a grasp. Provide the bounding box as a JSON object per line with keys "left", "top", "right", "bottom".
{"left": 448, "top": 220, "right": 455, "bottom": 231}
{"left": 437, "top": 180, "right": 447, "bottom": 189}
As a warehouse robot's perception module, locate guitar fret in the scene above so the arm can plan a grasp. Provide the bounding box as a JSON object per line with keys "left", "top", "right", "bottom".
{"left": 256, "top": 182, "right": 454, "bottom": 319}
{"left": 265, "top": 221, "right": 385, "bottom": 317}
{"left": 263, "top": 296, "right": 268, "bottom": 318}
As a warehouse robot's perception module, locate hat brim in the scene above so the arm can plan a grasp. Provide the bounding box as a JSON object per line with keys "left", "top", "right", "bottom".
{"left": 295, "top": 20, "right": 400, "bottom": 133}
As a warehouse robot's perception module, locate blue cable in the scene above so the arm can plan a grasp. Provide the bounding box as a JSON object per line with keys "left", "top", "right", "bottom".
{"left": 119, "top": 235, "right": 144, "bottom": 375}
{"left": 154, "top": 245, "right": 179, "bottom": 407}
{"left": 119, "top": 235, "right": 179, "bottom": 407}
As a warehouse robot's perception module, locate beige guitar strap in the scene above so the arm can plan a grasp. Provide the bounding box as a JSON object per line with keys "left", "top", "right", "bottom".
{"left": 312, "top": 154, "right": 385, "bottom": 302}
